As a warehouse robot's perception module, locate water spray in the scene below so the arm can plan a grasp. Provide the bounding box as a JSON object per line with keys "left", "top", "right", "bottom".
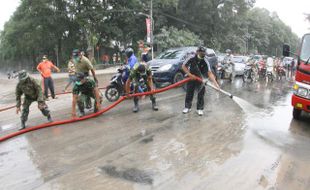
{"left": 203, "top": 79, "right": 233, "bottom": 99}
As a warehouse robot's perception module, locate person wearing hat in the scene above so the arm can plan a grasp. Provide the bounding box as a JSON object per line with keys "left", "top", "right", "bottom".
{"left": 182, "top": 46, "right": 220, "bottom": 116}
{"left": 71, "top": 72, "right": 102, "bottom": 118}
{"left": 125, "top": 63, "right": 158, "bottom": 112}
{"left": 36, "top": 55, "right": 60, "bottom": 100}
{"left": 15, "top": 70, "right": 52, "bottom": 130}
{"left": 72, "top": 49, "right": 99, "bottom": 109}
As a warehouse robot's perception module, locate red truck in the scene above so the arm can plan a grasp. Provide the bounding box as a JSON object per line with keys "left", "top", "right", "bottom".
{"left": 283, "top": 33, "right": 310, "bottom": 119}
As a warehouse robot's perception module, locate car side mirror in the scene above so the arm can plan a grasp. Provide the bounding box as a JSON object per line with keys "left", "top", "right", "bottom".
{"left": 283, "top": 44, "right": 290, "bottom": 57}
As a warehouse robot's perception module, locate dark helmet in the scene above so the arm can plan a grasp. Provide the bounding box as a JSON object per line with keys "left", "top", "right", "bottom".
{"left": 137, "top": 64, "right": 147, "bottom": 75}
{"left": 226, "top": 49, "right": 232, "bottom": 54}
{"left": 75, "top": 72, "right": 86, "bottom": 81}
{"left": 18, "top": 70, "right": 29, "bottom": 81}
{"left": 197, "top": 46, "right": 206, "bottom": 53}
{"left": 125, "top": 47, "right": 134, "bottom": 58}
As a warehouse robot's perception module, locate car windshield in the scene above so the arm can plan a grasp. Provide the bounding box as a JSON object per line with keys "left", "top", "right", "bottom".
{"left": 232, "top": 57, "right": 244, "bottom": 63}
{"left": 300, "top": 34, "right": 310, "bottom": 62}
{"left": 157, "top": 50, "right": 184, "bottom": 59}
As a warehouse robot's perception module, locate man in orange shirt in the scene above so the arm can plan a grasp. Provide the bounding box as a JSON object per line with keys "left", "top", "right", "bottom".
{"left": 37, "top": 55, "right": 60, "bottom": 100}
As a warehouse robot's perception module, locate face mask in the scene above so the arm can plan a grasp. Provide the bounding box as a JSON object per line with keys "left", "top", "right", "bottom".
{"left": 75, "top": 80, "right": 81, "bottom": 85}
{"left": 73, "top": 56, "right": 80, "bottom": 64}
{"left": 197, "top": 54, "right": 204, "bottom": 60}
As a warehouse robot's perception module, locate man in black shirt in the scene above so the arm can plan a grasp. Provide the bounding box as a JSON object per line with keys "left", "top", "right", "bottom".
{"left": 182, "top": 46, "right": 220, "bottom": 116}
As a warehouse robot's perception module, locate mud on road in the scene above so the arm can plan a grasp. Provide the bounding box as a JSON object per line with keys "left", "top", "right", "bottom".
{"left": 0, "top": 74, "right": 310, "bottom": 190}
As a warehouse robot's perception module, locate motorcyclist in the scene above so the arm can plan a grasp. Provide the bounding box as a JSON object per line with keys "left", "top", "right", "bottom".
{"left": 223, "top": 49, "right": 235, "bottom": 81}
{"left": 125, "top": 63, "right": 158, "bottom": 113}
{"left": 266, "top": 57, "right": 275, "bottom": 79}
{"left": 125, "top": 47, "right": 137, "bottom": 69}
{"left": 122, "top": 47, "right": 138, "bottom": 84}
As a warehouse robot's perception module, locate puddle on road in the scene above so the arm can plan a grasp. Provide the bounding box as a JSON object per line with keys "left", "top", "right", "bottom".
{"left": 0, "top": 137, "right": 43, "bottom": 190}
{"left": 0, "top": 124, "right": 16, "bottom": 131}
{"left": 99, "top": 165, "right": 153, "bottom": 185}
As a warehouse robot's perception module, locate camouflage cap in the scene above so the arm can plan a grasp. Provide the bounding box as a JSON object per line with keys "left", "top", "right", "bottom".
{"left": 18, "top": 70, "right": 29, "bottom": 81}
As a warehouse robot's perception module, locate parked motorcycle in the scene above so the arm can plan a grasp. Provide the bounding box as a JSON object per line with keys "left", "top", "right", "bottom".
{"left": 105, "top": 67, "right": 126, "bottom": 102}
{"left": 105, "top": 66, "right": 149, "bottom": 102}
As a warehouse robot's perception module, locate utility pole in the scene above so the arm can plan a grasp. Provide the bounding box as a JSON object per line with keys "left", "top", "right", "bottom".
{"left": 150, "top": 0, "right": 154, "bottom": 59}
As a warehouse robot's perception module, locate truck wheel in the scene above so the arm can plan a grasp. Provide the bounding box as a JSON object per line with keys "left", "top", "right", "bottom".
{"left": 293, "top": 108, "right": 302, "bottom": 120}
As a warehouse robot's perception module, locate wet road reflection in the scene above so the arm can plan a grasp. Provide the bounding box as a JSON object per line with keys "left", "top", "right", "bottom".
{"left": 0, "top": 77, "right": 309, "bottom": 190}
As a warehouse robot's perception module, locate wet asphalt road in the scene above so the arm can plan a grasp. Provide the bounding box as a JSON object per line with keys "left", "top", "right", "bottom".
{"left": 0, "top": 73, "right": 309, "bottom": 190}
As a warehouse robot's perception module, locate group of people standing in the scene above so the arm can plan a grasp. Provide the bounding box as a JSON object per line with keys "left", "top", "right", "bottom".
{"left": 15, "top": 46, "right": 220, "bottom": 130}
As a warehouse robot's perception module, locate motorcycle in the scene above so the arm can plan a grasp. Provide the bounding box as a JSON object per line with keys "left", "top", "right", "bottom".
{"left": 266, "top": 66, "right": 274, "bottom": 83}
{"left": 257, "top": 60, "right": 266, "bottom": 80}
{"left": 275, "top": 65, "right": 286, "bottom": 80}
{"left": 105, "top": 66, "right": 149, "bottom": 102}
{"left": 242, "top": 62, "right": 256, "bottom": 82}
{"left": 105, "top": 67, "right": 126, "bottom": 102}
{"left": 217, "top": 62, "right": 233, "bottom": 81}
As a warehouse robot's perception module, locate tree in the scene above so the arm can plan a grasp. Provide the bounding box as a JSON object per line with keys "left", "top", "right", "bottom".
{"left": 0, "top": 0, "right": 300, "bottom": 69}
{"left": 155, "top": 26, "right": 202, "bottom": 50}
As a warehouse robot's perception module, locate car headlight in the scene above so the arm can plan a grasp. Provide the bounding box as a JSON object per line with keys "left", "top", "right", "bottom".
{"left": 157, "top": 64, "right": 173, "bottom": 72}
{"left": 293, "top": 84, "right": 309, "bottom": 98}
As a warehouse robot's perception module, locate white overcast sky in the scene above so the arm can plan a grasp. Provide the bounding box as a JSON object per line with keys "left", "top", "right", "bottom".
{"left": 0, "top": 0, "right": 309, "bottom": 37}
{"left": 255, "top": 0, "right": 310, "bottom": 37}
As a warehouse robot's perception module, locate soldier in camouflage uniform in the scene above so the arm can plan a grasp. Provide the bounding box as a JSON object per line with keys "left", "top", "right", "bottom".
{"left": 125, "top": 63, "right": 158, "bottom": 113}
{"left": 16, "top": 70, "right": 52, "bottom": 130}
{"left": 71, "top": 72, "right": 102, "bottom": 118}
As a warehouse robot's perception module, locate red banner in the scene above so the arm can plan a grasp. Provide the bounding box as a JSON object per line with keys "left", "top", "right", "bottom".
{"left": 146, "top": 18, "right": 151, "bottom": 43}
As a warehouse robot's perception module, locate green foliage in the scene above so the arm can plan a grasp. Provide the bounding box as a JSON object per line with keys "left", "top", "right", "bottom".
{"left": 155, "top": 26, "right": 202, "bottom": 50}
{"left": 0, "top": 0, "right": 301, "bottom": 69}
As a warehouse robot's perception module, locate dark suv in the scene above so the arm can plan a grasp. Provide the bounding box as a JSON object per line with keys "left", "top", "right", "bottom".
{"left": 148, "top": 46, "right": 217, "bottom": 86}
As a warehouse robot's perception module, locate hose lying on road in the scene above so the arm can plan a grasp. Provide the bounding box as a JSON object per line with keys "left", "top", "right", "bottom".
{"left": 0, "top": 78, "right": 190, "bottom": 143}
{"left": 0, "top": 77, "right": 235, "bottom": 143}
{"left": 0, "top": 86, "right": 107, "bottom": 112}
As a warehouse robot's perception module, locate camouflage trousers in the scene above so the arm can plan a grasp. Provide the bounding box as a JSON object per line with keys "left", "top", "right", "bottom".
{"left": 21, "top": 98, "right": 50, "bottom": 123}
{"left": 77, "top": 94, "right": 99, "bottom": 113}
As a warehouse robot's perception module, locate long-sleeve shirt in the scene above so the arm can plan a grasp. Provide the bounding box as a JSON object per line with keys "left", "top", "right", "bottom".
{"left": 16, "top": 77, "right": 44, "bottom": 107}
